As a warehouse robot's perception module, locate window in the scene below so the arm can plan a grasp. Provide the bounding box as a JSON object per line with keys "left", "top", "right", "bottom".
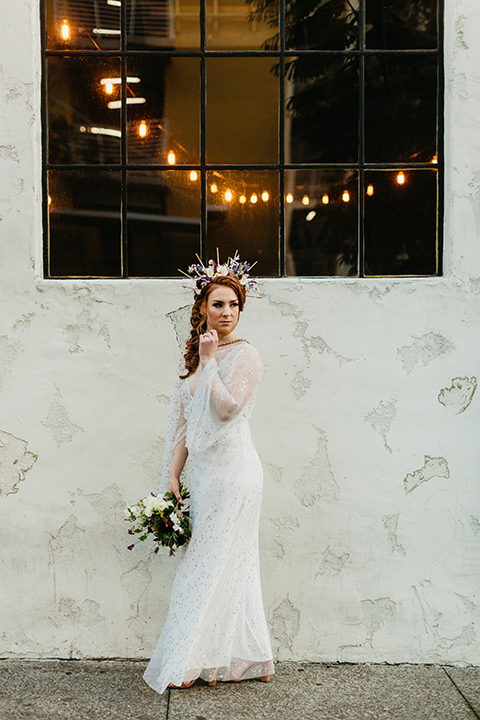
{"left": 42, "top": 0, "right": 442, "bottom": 278}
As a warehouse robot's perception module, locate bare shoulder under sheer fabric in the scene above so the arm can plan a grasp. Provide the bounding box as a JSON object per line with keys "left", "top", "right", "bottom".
{"left": 143, "top": 342, "right": 274, "bottom": 693}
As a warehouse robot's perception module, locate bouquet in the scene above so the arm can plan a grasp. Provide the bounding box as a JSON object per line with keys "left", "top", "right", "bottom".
{"left": 125, "top": 483, "right": 191, "bottom": 556}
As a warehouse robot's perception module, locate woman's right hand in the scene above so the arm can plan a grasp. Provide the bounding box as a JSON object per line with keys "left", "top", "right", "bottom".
{"left": 167, "top": 475, "right": 183, "bottom": 504}
{"left": 199, "top": 329, "right": 218, "bottom": 367}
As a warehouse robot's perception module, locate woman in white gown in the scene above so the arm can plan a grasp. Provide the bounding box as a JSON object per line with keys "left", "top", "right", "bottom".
{"left": 143, "top": 259, "right": 274, "bottom": 693}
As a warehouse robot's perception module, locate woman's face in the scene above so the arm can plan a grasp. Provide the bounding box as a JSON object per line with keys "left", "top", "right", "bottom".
{"left": 203, "top": 285, "right": 240, "bottom": 339}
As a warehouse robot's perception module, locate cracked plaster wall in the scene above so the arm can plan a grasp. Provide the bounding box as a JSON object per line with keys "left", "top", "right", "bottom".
{"left": 0, "top": 0, "right": 479, "bottom": 665}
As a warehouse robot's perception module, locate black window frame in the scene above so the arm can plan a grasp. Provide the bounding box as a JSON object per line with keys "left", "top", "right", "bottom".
{"left": 41, "top": 0, "right": 444, "bottom": 279}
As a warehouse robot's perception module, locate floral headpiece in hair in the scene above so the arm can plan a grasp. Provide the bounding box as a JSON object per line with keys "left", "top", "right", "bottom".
{"left": 180, "top": 251, "right": 258, "bottom": 296}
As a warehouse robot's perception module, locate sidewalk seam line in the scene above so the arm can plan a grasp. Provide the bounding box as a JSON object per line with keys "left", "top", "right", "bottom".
{"left": 165, "top": 686, "right": 171, "bottom": 720}
{"left": 442, "top": 667, "right": 480, "bottom": 719}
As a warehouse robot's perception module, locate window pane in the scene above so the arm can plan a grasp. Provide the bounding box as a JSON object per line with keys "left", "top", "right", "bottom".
{"left": 285, "top": 169, "right": 358, "bottom": 276}
{"left": 206, "top": 170, "right": 279, "bottom": 276}
{"left": 46, "top": 0, "right": 120, "bottom": 51}
{"left": 366, "top": 0, "right": 438, "bottom": 50}
{"left": 127, "top": 170, "right": 201, "bottom": 277}
{"left": 47, "top": 57, "right": 122, "bottom": 165}
{"left": 365, "top": 55, "right": 437, "bottom": 163}
{"left": 286, "top": 0, "right": 359, "bottom": 51}
{"left": 286, "top": 56, "right": 359, "bottom": 164}
{"left": 364, "top": 170, "right": 438, "bottom": 276}
{"left": 206, "top": 0, "right": 278, "bottom": 50}
{"left": 126, "top": 57, "right": 200, "bottom": 165}
{"left": 48, "top": 170, "right": 122, "bottom": 277}
{"left": 127, "top": 0, "right": 200, "bottom": 50}
{"left": 206, "top": 58, "right": 279, "bottom": 165}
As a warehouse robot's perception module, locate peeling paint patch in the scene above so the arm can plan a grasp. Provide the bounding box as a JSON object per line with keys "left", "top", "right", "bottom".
{"left": 291, "top": 370, "right": 311, "bottom": 400}
{"left": 438, "top": 377, "right": 477, "bottom": 414}
{"left": 263, "top": 462, "right": 283, "bottom": 484}
{"left": 270, "top": 596, "right": 300, "bottom": 651}
{"left": 296, "top": 427, "right": 339, "bottom": 506}
{"left": 411, "top": 583, "right": 477, "bottom": 653}
{"left": 315, "top": 546, "right": 349, "bottom": 577}
{"left": 268, "top": 298, "right": 303, "bottom": 319}
{"left": 361, "top": 598, "right": 396, "bottom": 644}
{"left": 397, "top": 333, "right": 455, "bottom": 374}
{"left": 0, "top": 336, "right": 18, "bottom": 389}
{"left": 0, "top": 145, "right": 20, "bottom": 163}
{"left": 0, "top": 430, "right": 37, "bottom": 496}
{"left": 155, "top": 393, "right": 170, "bottom": 405}
{"left": 382, "top": 514, "right": 406, "bottom": 556}
{"left": 470, "top": 516, "right": 480, "bottom": 535}
{"left": 365, "top": 399, "right": 397, "bottom": 453}
{"left": 308, "top": 335, "right": 354, "bottom": 365}
{"left": 403, "top": 455, "right": 450, "bottom": 494}
{"left": 76, "top": 484, "right": 124, "bottom": 519}
{"left": 166, "top": 305, "right": 191, "bottom": 349}
{"left": 42, "top": 388, "right": 84, "bottom": 447}
{"left": 12, "top": 313, "right": 35, "bottom": 331}
{"left": 64, "top": 308, "right": 111, "bottom": 353}
{"left": 268, "top": 516, "right": 299, "bottom": 532}
{"left": 58, "top": 598, "right": 104, "bottom": 627}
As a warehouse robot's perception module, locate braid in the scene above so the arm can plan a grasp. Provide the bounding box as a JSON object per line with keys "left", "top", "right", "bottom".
{"left": 179, "top": 275, "right": 246, "bottom": 379}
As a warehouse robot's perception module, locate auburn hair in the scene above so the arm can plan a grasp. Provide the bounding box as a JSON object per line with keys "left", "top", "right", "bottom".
{"left": 180, "top": 275, "right": 246, "bottom": 379}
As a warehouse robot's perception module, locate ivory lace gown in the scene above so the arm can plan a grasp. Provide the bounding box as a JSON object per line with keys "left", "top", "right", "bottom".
{"left": 143, "top": 342, "right": 274, "bottom": 693}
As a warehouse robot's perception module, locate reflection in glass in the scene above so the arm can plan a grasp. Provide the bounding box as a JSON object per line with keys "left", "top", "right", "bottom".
{"left": 127, "top": 171, "right": 201, "bottom": 277}
{"left": 366, "top": 0, "right": 438, "bottom": 49}
{"left": 365, "top": 55, "right": 437, "bottom": 163}
{"left": 46, "top": 0, "right": 120, "bottom": 51}
{"left": 364, "top": 170, "right": 437, "bottom": 276}
{"left": 285, "top": 0, "right": 359, "bottom": 50}
{"left": 48, "top": 170, "right": 122, "bottom": 277}
{"left": 47, "top": 57, "right": 122, "bottom": 165}
{"left": 286, "top": 56, "right": 358, "bottom": 164}
{"left": 206, "top": 58, "right": 278, "bottom": 164}
{"left": 127, "top": 57, "right": 200, "bottom": 165}
{"left": 206, "top": 170, "right": 279, "bottom": 276}
{"left": 285, "top": 169, "right": 358, "bottom": 276}
{"left": 127, "top": 0, "right": 200, "bottom": 50}
{"left": 206, "top": 0, "right": 277, "bottom": 50}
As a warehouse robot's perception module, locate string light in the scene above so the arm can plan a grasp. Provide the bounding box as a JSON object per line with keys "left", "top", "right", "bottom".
{"left": 60, "top": 20, "right": 70, "bottom": 40}
{"left": 261, "top": 191, "right": 269, "bottom": 202}
{"left": 189, "top": 171, "right": 198, "bottom": 181}
{"left": 286, "top": 193, "right": 293, "bottom": 203}
{"left": 250, "top": 193, "right": 258, "bottom": 204}
{"left": 322, "top": 194, "right": 329, "bottom": 205}
{"left": 138, "top": 122, "right": 147, "bottom": 137}
{"left": 239, "top": 195, "right": 247, "bottom": 204}
{"left": 366, "top": 184, "right": 374, "bottom": 196}
{"left": 167, "top": 151, "right": 176, "bottom": 165}
{"left": 431, "top": 155, "right": 438, "bottom": 164}
{"left": 306, "top": 211, "right": 316, "bottom": 222}
{"left": 342, "top": 190, "right": 350, "bottom": 203}
{"left": 105, "top": 82, "right": 114, "bottom": 94}
{"left": 396, "top": 171, "right": 405, "bottom": 185}
{"left": 48, "top": 195, "right": 52, "bottom": 205}
{"left": 225, "top": 190, "right": 233, "bottom": 202}
{"left": 210, "top": 183, "right": 218, "bottom": 193}
{"left": 302, "top": 195, "right": 310, "bottom": 205}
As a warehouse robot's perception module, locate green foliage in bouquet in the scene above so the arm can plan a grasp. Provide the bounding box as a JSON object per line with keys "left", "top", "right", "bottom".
{"left": 125, "top": 483, "right": 191, "bottom": 556}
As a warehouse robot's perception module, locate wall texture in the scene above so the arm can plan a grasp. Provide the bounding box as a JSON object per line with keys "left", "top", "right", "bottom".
{"left": 0, "top": 0, "right": 479, "bottom": 664}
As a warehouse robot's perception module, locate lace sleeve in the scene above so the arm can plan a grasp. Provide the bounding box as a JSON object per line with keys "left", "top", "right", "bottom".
{"left": 158, "top": 360, "right": 188, "bottom": 494}
{"left": 185, "top": 344, "right": 261, "bottom": 453}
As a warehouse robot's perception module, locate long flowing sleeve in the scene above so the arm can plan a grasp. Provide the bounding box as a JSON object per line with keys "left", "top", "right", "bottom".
{"left": 186, "top": 344, "right": 261, "bottom": 453}
{"left": 158, "top": 360, "right": 188, "bottom": 494}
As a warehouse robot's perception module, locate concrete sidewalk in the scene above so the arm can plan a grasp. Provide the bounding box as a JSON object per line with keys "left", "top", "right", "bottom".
{"left": 0, "top": 660, "right": 479, "bottom": 720}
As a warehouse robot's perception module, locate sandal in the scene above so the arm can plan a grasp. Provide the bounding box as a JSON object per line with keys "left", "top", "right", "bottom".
{"left": 168, "top": 678, "right": 197, "bottom": 689}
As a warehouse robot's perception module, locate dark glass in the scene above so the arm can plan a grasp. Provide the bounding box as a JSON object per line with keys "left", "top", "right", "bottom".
{"left": 365, "top": 55, "right": 437, "bottom": 163}
{"left": 127, "top": 0, "right": 200, "bottom": 50}
{"left": 46, "top": 0, "right": 120, "bottom": 51}
{"left": 285, "top": 169, "right": 358, "bottom": 276}
{"left": 366, "top": 0, "right": 438, "bottom": 50}
{"left": 127, "top": 170, "right": 201, "bottom": 277}
{"left": 206, "top": 170, "right": 279, "bottom": 276}
{"left": 126, "top": 57, "right": 200, "bottom": 165}
{"left": 47, "top": 57, "right": 122, "bottom": 165}
{"left": 364, "top": 170, "right": 438, "bottom": 276}
{"left": 48, "top": 170, "right": 122, "bottom": 277}
{"left": 206, "top": 58, "right": 279, "bottom": 164}
{"left": 286, "top": 56, "right": 359, "bottom": 164}
{"left": 206, "top": 0, "right": 278, "bottom": 50}
{"left": 286, "top": 0, "right": 359, "bottom": 50}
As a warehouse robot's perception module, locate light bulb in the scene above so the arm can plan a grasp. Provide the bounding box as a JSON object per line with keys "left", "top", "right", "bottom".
{"left": 322, "top": 194, "right": 329, "bottom": 205}
{"left": 105, "top": 83, "right": 114, "bottom": 94}
{"left": 250, "top": 194, "right": 258, "bottom": 204}
{"left": 286, "top": 193, "right": 293, "bottom": 204}
{"left": 302, "top": 195, "right": 309, "bottom": 206}
{"left": 189, "top": 171, "right": 198, "bottom": 181}
{"left": 210, "top": 183, "right": 218, "bottom": 193}
{"left": 342, "top": 190, "right": 350, "bottom": 203}
{"left": 261, "top": 191, "right": 269, "bottom": 202}
{"left": 306, "top": 211, "right": 316, "bottom": 222}
{"left": 366, "top": 184, "right": 374, "bottom": 196}
{"left": 48, "top": 195, "right": 52, "bottom": 205}
{"left": 60, "top": 20, "right": 70, "bottom": 40}
{"left": 396, "top": 172, "right": 405, "bottom": 185}
{"left": 225, "top": 190, "right": 233, "bottom": 202}
{"left": 239, "top": 195, "right": 247, "bottom": 204}
{"left": 138, "top": 122, "right": 147, "bottom": 137}
{"left": 167, "top": 151, "right": 176, "bottom": 165}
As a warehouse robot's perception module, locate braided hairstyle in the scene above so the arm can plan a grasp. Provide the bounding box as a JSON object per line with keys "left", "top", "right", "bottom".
{"left": 180, "top": 275, "right": 246, "bottom": 379}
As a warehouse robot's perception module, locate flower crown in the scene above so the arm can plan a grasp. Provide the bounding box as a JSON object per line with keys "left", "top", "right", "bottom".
{"left": 180, "top": 252, "right": 258, "bottom": 296}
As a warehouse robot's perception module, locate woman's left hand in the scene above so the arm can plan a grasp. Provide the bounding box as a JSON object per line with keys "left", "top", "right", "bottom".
{"left": 199, "top": 329, "right": 218, "bottom": 366}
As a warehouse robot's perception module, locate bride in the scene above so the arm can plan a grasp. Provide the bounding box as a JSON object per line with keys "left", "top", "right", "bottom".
{"left": 143, "top": 255, "right": 274, "bottom": 693}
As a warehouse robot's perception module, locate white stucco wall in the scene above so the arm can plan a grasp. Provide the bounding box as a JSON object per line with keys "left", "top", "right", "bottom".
{"left": 1, "top": 1, "right": 479, "bottom": 665}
